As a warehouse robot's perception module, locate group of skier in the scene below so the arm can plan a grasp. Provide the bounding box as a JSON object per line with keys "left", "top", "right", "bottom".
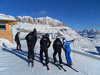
{"left": 15, "top": 28, "right": 75, "bottom": 67}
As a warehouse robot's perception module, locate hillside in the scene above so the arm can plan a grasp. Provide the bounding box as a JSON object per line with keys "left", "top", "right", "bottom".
{"left": 0, "top": 39, "right": 100, "bottom": 75}
{"left": 16, "top": 16, "right": 66, "bottom": 27}
{"left": 12, "top": 21, "right": 98, "bottom": 56}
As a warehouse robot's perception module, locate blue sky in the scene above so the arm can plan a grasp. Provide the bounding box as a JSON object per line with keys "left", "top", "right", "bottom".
{"left": 0, "top": 0, "right": 100, "bottom": 31}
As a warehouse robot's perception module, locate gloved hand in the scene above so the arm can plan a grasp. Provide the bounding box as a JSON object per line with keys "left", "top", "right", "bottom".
{"left": 72, "top": 39, "right": 75, "bottom": 42}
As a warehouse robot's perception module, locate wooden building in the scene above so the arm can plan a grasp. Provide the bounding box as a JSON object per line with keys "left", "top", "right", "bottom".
{"left": 0, "top": 14, "right": 17, "bottom": 43}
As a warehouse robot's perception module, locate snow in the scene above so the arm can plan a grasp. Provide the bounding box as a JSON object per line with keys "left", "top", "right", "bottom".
{"left": 0, "top": 38, "right": 15, "bottom": 48}
{"left": 16, "top": 16, "right": 65, "bottom": 27}
{"left": 38, "top": 16, "right": 52, "bottom": 20}
{"left": 38, "top": 16, "right": 61, "bottom": 23}
{"left": 77, "top": 29, "right": 100, "bottom": 39}
{"left": 0, "top": 13, "right": 100, "bottom": 74}
{"left": 11, "top": 22, "right": 100, "bottom": 58}
{"left": 0, "top": 14, "right": 16, "bottom": 21}
{"left": 0, "top": 39, "right": 100, "bottom": 75}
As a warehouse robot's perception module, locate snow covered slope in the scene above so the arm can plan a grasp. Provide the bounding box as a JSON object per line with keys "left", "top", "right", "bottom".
{"left": 0, "top": 39, "right": 100, "bottom": 75}
{"left": 12, "top": 21, "right": 99, "bottom": 57}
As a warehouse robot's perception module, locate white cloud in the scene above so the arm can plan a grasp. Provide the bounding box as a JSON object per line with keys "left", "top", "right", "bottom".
{"left": 32, "top": 10, "right": 47, "bottom": 16}
{"left": 39, "top": 10, "right": 46, "bottom": 15}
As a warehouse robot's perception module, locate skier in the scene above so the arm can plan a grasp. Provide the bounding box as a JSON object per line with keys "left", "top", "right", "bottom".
{"left": 15, "top": 32, "right": 22, "bottom": 51}
{"left": 25, "top": 28, "right": 37, "bottom": 66}
{"left": 40, "top": 34, "right": 51, "bottom": 66}
{"left": 62, "top": 37, "right": 75, "bottom": 67}
{"left": 53, "top": 36, "right": 63, "bottom": 65}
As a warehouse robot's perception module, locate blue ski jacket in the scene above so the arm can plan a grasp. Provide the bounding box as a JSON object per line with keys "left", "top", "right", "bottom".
{"left": 63, "top": 40, "right": 73, "bottom": 52}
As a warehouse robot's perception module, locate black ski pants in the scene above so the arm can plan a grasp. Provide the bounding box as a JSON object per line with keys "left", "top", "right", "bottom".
{"left": 53, "top": 50, "right": 62, "bottom": 64}
{"left": 40, "top": 48, "right": 49, "bottom": 65}
{"left": 16, "top": 41, "right": 21, "bottom": 50}
{"left": 27, "top": 43, "right": 35, "bottom": 61}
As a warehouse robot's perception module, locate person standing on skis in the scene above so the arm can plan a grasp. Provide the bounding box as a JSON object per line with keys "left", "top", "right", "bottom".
{"left": 15, "top": 32, "right": 22, "bottom": 51}
{"left": 62, "top": 37, "right": 75, "bottom": 67}
{"left": 53, "top": 36, "right": 63, "bottom": 65}
{"left": 40, "top": 34, "right": 51, "bottom": 66}
{"left": 25, "top": 28, "right": 37, "bottom": 66}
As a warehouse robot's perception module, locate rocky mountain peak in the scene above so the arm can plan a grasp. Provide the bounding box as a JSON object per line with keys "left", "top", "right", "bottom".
{"left": 16, "top": 16, "right": 66, "bottom": 27}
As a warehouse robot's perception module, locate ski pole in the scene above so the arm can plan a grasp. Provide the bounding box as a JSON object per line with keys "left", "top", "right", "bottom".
{"left": 73, "top": 41, "right": 75, "bottom": 60}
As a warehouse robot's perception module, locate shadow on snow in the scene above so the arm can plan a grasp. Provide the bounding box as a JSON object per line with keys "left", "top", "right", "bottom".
{"left": 2, "top": 43, "right": 7, "bottom": 48}
{"left": 85, "top": 46, "right": 100, "bottom": 56}
{"left": 2, "top": 48, "right": 55, "bottom": 65}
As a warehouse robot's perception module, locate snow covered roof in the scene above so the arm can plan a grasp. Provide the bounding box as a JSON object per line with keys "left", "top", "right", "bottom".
{"left": 0, "top": 14, "right": 17, "bottom": 21}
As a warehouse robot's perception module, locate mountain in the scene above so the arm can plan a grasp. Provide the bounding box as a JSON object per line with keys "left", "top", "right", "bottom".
{"left": 12, "top": 19, "right": 96, "bottom": 54}
{"left": 16, "top": 16, "right": 66, "bottom": 27}
{"left": 0, "top": 15, "right": 100, "bottom": 75}
{"left": 0, "top": 14, "right": 99, "bottom": 57}
{"left": 77, "top": 29, "right": 100, "bottom": 39}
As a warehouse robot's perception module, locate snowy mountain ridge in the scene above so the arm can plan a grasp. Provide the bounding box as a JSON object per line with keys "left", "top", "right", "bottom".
{"left": 77, "top": 29, "right": 100, "bottom": 38}
{"left": 16, "top": 16, "right": 66, "bottom": 27}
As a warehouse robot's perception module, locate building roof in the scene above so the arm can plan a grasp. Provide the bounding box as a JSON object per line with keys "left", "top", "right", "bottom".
{"left": 0, "top": 15, "right": 17, "bottom": 21}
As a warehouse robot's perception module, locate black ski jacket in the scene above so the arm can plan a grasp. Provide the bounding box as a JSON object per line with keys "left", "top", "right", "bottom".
{"left": 15, "top": 32, "right": 20, "bottom": 44}
{"left": 25, "top": 29, "right": 37, "bottom": 46}
{"left": 53, "top": 38, "right": 63, "bottom": 51}
{"left": 40, "top": 35, "right": 51, "bottom": 50}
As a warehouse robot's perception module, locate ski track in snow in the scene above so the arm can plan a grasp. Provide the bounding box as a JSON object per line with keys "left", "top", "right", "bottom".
{"left": 0, "top": 40, "right": 100, "bottom": 75}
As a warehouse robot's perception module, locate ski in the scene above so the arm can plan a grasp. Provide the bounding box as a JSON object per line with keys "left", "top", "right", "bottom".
{"left": 31, "top": 63, "right": 34, "bottom": 67}
{"left": 42, "top": 63, "right": 45, "bottom": 67}
{"left": 50, "top": 59, "right": 67, "bottom": 72}
{"left": 50, "top": 59, "right": 61, "bottom": 70}
{"left": 46, "top": 65, "right": 50, "bottom": 71}
{"left": 38, "top": 57, "right": 46, "bottom": 67}
{"left": 31, "top": 61, "right": 34, "bottom": 67}
{"left": 28, "top": 62, "right": 30, "bottom": 66}
{"left": 28, "top": 59, "right": 31, "bottom": 66}
{"left": 55, "top": 63, "right": 62, "bottom": 70}
{"left": 39, "top": 58, "right": 50, "bottom": 71}
{"left": 58, "top": 64, "right": 66, "bottom": 72}
{"left": 28, "top": 60, "right": 34, "bottom": 67}
{"left": 65, "top": 64, "right": 78, "bottom": 72}
{"left": 15, "top": 49, "right": 23, "bottom": 52}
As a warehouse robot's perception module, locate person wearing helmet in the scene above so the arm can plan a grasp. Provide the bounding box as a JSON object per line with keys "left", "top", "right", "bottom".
{"left": 62, "top": 37, "right": 75, "bottom": 67}
{"left": 53, "top": 36, "right": 63, "bottom": 65}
